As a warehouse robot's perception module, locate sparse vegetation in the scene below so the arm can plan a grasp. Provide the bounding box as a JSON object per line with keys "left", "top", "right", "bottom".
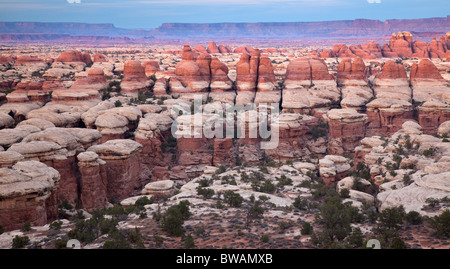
{"left": 161, "top": 201, "right": 190, "bottom": 237}
{"left": 12, "top": 235, "right": 30, "bottom": 249}
{"left": 223, "top": 191, "right": 243, "bottom": 208}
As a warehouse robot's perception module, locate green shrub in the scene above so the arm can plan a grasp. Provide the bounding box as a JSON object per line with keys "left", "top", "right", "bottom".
{"left": 49, "top": 221, "right": 63, "bottom": 230}
{"left": 223, "top": 191, "right": 243, "bottom": 208}
{"left": 55, "top": 239, "right": 68, "bottom": 249}
{"left": 196, "top": 187, "right": 215, "bottom": 199}
{"left": 340, "top": 189, "right": 350, "bottom": 199}
{"left": 390, "top": 237, "right": 407, "bottom": 249}
{"left": 277, "top": 175, "right": 293, "bottom": 187}
{"left": 429, "top": 210, "right": 450, "bottom": 238}
{"left": 135, "top": 196, "right": 154, "bottom": 208}
{"left": 423, "top": 147, "right": 437, "bottom": 157}
{"left": 154, "top": 234, "right": 164, "bottom": 248}
{"left": 248, "top": 202, "right": 264, "bottom": 220}
{"left": 12, "top": 235, "right": 30, "bottom": 249}
{"left": 161, "top": 201, "right": 191, "bottom": 237}
{"left": 260, "top": 234, "right": 270, "bottom": 243}
{"left": 21, "top": 222, "right": 31, "bottom": 232}
{"left": 59, "top": 200, "right": 73, "bottom": 210}
{"left": 114, "top": 100, "right": 122, "bottom": 107}
{"left": 301, "top": 222, "right": 313, "bottom": 235}
{"left": 258, "top": 180, "right": 276, "bottom": 194}
{"left": 215, "top": 166, "right": 227, "bottom": 175}
{"left": 183, "top": 234, "right": 195, "bottom": 249}
{"left": 405, "top": 211, "right": 423, "bottom": 225}
{"left": 198, "top": 179, "right": 212, "bottom": 187}
{"left": 293, "top": 196, "right": 309, "bottom": 211}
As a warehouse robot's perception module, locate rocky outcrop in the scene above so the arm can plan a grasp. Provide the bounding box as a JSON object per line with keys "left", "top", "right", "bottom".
{"left": 337, "top": 57, "right": 373, "bottom": 110}
{"left": 326, "top": 109, "right": 368, "bottom": 155}
{"left": 265, "top": 113, "right": 326, "bottom": 161}
{"left": 0, "top": 125, "right": 41, "bottom": 149}
{"left": 366, "top": 61, "right": 413, "bottom": 136}
{"left": 378, "top": 172, "right": 450, "bottom": 216}
{"left": 410, "top": 59, "right": 450, "bottom": 134}
{"left": 0, "top": 151, "right": 24, "bottom": 168}
{"left": 0, "top": 112, "right": 14, "bottom": 129}
{"left": 26, "top": 102, "right": 98, "bottom": 128}
{"left": 388, "top": 32, "right": 413, "bottom": 58}
{"left": 170, "top": 46, "right": 211, "bottom": 101}
{"left": 93, "top": 53, "right": 107, "bottom": 63}
{"left": 6, "top": 81, "right": 48, "bottom": 103}
{"left": 120, "top": 60, "right": 153, "bottom": 96}
{"left": 282, "top": 57, "right": 339, "bottom": 117}
{"left": 53, "top": 68, "right": 106, "bottom": 101}
{"left": 0, "top": 161, "right": 60, "bottom": 232}
{"left": 207, "top": 41, "right": 220, "bottom": 54}
{"left": 143, "top": 60, "right": 160, "bottom": 77}
{"left": 319, "top": 155, "right": 352, "bottom": 185}
{"left": 355, "top": 121, "right": 450, "bottom": 216}
{"left": 56, "top": 50, "right": 92, "bottom": 66}
{"left": 8, "top": 127, "right": 101, "bottom": 204}
{"left": 153, "top": 78, "right": 169, "bottom": 96}
{"left": 173, "top": 114, "right": 214, "bottom": 176}
{"left": 81, "top": 100, "right": 115, "bottom": 129}
{"left": 235, "top": 50, "right": 259, "bottom": 104}
{"left": 254, "top": 54, "right": 281, "bottom": 105}
{"left": 94, "top": 105, "right": 142, "bottom": 143}
{"left": 87, "top": 139, "right": 143, "bottom": 202}
{"left": 16, "top": 118, "right": 55, "bottom": 131}
{"left": 77, "top": 151, "right": 108, "bottom": 211}
{"left": 209, "top": 57, "right": 235, "bottom": 103}
{"left": 142, "top": 180, "right": 175, "bottom": 197}
{"left": 134, "top": 117, "right": 165, "bottom": 169}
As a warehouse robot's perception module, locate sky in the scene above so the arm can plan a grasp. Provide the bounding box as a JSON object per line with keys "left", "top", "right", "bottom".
{"left": 0, "top": 0, "right": 448, "bottom": 29}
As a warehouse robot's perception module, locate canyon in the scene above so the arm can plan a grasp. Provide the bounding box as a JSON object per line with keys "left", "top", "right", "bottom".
{"left": 0, "top": 31, "right": 449, "bottom": 249}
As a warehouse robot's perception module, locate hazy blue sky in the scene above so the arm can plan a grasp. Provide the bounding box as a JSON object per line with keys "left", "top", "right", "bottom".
{"left": 0, "top": 0, "right": 448, "bottom": 29}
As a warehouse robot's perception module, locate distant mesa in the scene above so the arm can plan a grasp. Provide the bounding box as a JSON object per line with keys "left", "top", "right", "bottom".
{"left": 0, "top": 16, "right": 450, "bottom": 42}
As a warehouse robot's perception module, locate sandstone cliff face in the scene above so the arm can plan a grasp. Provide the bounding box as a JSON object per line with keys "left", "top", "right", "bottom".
{"left": 0, "top": 161, "right": 60, "bottom": 232}
{"left": 209, "top": 57, "right": 235, "bottom": 103}
{"left": 282, "top": 57, "right": 339, "bottom": 117}
{"left": 235, "top": 50, "right": 260, "bottom": 104}
{"left": 366, "top": 61, "right": 413, "bottom": 136}
{"left": 121, "top": 60, "right": 153, "bottom": 96}
{"left": 8, "top": 127, "right": 101, "bottom": 205}
{"left": 264, "top": 113, "right": 326, "bottom": 161}
{"left": 254, "top": 54, "right": 281, "bottom": 105}
{"left": 88, "top": 139, "right": 143, "bottom": 202}
{"left": 326, "top": 109, "right": 368, "bottom": 155}
{"left": 337, "top": 57, "right": 373, "bottom": 110}
{"left": 170, "top": 46, "right": 211, "bottom": 101}
{"left": 410, "top": 59, "right": 450, "bottom": 134}
{"left": 77, "top": 151, "right": 108, "bottom": 211}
